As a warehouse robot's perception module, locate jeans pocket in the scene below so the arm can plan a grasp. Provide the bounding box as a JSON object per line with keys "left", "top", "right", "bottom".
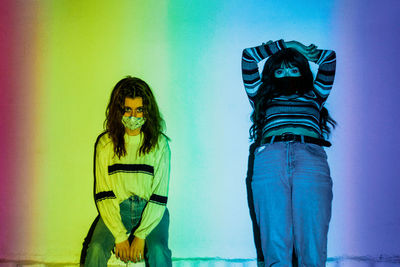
{"left": 304, "top": 143, "right": 327, "bottom": 159}
{"left": 254, "top": 144, "right": 270, "bottom": 157}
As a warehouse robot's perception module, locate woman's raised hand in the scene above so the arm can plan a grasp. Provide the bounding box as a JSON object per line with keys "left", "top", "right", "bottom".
{"left": 285, "top": 40, "right": 319, "bottom": 62}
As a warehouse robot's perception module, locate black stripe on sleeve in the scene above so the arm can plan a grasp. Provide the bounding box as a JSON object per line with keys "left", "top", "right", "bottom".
{"left": 255, "top": 46, "right": 263, "bottom": 59}
{"left": 242, "top": 68, "right": 259, "bottom": 75}
{"left": 95, "top": 191, "right": 116, "bottom": 202}
{"left": 315, "top": 77, "right": 334, "bottom": 86}
{"left": 277, "top": 39, "right": 285, "bottom": 49}
{"left": 317, "top": 69, "right": 336, "bottom": 76}
{"left": 93, "top": 132, "right": 108, "bottom": 210}
{"left": 264, "top": 44, "right": 272, "bottom": 55}
{"left": 149, "top": 194, "right": 168, "bottom": 206}
{"left": 246, "top": 77, "right": 261, "bottom": 85}
{"left": 326, "top": 51, "right": 336, "bottom": 61}
{"left": 108, "top": 164, "right": 154, "bottom": 175}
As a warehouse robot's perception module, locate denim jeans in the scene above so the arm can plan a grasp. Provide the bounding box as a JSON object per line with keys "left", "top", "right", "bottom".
{"left": 252, "top": 141, "right": 332, "bottom": 267}
{"left": 84, "top": 196, "right": 172, "bottom": 267}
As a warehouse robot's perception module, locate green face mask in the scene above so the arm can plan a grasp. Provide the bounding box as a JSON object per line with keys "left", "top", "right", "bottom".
{"left": 121, "top": 116, "right": 146, "bottom": 130}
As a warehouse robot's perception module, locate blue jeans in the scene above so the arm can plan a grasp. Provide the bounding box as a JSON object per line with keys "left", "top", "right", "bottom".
{"left": 252, "top": 141, "right": 332, "bottom": 267}
{"left": 84, "top": 196, "right": 172, "bottom": 267}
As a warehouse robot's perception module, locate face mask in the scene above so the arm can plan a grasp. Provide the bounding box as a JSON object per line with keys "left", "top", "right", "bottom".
{"left": 273, "top": 76, "right": 308, "bottom": 96}
{"left": 121, "top": 116, "right": 146, "bottom": 130}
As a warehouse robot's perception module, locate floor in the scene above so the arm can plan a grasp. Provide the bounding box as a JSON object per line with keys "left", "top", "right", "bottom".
{"left": 1, "top": 255, "right": 400, "bottom": 267}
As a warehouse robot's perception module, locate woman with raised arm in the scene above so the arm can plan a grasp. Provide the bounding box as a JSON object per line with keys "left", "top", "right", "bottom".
{"left": 82, "top": 76, "right": 172, "bottom": 267}
{"left": 242, "top": 40, "right": 336, "bottom": 267}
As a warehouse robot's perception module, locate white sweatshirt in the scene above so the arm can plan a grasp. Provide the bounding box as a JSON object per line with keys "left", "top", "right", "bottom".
{"left": 94, "top": 132, "right": 170, "bottom": 243}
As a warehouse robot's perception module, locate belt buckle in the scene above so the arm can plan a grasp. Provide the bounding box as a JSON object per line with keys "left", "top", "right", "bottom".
{"left": 281, "top": 133, "right": 296, "bottom": 142}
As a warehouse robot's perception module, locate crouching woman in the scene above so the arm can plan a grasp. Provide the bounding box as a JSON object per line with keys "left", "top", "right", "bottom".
{"left": 82, "top": 76, "right": 172, "bottom": 267}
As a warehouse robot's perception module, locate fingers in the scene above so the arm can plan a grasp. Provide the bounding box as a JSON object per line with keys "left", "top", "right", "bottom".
{"left": 116, "top": 248, "right": 128, "bottom": 263}
{"left": 309, "top": 49, "right": 319, "bottom": 61}
{"left": 309, "top": 49, "right": 318, "bottom": 56}
{"left": 134, "top": 250, "right": 143, "bottom": 262}
{"left": 121, "top": 250, "right": 127, "bottom": 263}
{"left": 115, "top": 241, "right": 130, "bottom": 263}
{"left": 115, "top": 248, "right": 123, "bottom": 262}
{"left": 115, "top": 247, "right": 120, "bottom": 260}
{"left": 129, "top": 246, "right": 144, "bottom": 263}
{"left": 304, "top": 43, "right": 319, "bottom": 61}
{"left": 307, "top": 43, "right": 317, "bottom": 50}
{"left": 129, "top": 246, "right": 136, "bottom": 263}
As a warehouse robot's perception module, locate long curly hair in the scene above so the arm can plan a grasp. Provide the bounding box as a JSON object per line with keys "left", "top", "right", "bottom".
{"left": 250, "top": 48, "right": 336, "bottom": 143}
{"left": 104, "top": 76, "right": 167, "bottom": 158}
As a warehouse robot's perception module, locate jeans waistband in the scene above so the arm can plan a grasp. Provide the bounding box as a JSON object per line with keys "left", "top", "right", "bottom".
{"left": 127, "top": 195, "right": 147, "bottom": 203}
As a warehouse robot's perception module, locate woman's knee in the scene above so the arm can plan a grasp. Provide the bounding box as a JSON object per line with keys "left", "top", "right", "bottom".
{"left": 88, "top": 241, "right": 104, "bottom": 252}
{"left": 145, "top": 242, "right": 172, "bottom": 266}
{"left": 145, "top": 229, "right": 170, "bottom": 258}
{"left": 85, "top": 241, "right": 111, "bottom": 263}
{"left": 147, "top": 242, "right": 170, "bottom": 254}
{"left": 146, "top": 210, "right": 170, "bottom": 243}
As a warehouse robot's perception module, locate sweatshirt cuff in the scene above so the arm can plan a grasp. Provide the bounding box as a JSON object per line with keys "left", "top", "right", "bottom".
{"left": 114, "top": 233, "right": 129, "bottom": 244}
{"left": 133, "top": 229, "right": 147, "bottom": 240}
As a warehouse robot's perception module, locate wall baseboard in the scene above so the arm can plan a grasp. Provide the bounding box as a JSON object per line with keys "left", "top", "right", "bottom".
{"left": 1, "top": 255, "right": 400, "bottom": 266}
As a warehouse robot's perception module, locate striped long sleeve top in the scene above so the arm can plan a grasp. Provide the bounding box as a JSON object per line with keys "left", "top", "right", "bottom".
{"left": 241, "top": 40, "right": 336, "bottom": 138}
{"left": 94, "top": 132, "right": 170, "bottom": 243}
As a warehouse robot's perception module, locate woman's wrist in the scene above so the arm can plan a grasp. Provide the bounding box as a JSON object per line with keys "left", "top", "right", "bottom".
{"left": 284, "top": 40, "right": 296, "bottom": 49}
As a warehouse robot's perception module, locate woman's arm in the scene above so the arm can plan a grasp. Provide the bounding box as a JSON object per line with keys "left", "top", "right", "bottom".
{"left": 241, "top": 39, "right": 286, "bottom": 107}
{"left": 286, "top": 40, "right": 337, "bottom": 101}
{"left": 133, "top": 137, "right": 171, "bottom": 239}
{"left": 285, "top": 40, "right": 320, "bottom": 62}
{"left": 128, "top": 138, "right": 171, "bottom": 262}
{"left": 94, "top": 135, "right": 129, "bottom": 244}
{"left": 313, "top": 49, "right": 336, "bottom": 101}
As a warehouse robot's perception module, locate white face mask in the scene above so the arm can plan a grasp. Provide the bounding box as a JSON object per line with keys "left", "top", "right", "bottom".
{"left": 121, "top": 116, "right": 146, "bottom": 130}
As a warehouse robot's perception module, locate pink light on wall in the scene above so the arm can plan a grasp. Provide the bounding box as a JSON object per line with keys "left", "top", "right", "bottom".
{"left": 0, "top": 0, "right": 43, "bottom": 260}
{"left": 0, "top": 0, "right": 24, "bottom": 258}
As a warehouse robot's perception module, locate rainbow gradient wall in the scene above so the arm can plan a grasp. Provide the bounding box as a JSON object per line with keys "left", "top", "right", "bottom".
{"left": 1, "top": 0, "right": 399, "bottom": 264}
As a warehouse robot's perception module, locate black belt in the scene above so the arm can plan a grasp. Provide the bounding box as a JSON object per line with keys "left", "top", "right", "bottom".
{"left": 261, "top": 133, "right": 331, "bottom": 147}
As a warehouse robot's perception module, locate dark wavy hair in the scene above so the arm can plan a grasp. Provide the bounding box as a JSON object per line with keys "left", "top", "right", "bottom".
{"left": 104, "top": 76, "right": 167, "bottom": 158}
{"left": 250, "top": 48, "right": 336, "bottom": 143}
